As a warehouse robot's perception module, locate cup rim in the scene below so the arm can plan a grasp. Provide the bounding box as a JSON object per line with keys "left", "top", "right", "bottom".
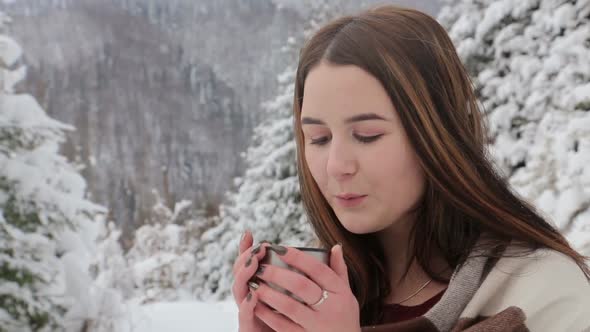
{"left": 292, "top": 246, "right": 330, "bottom": 253}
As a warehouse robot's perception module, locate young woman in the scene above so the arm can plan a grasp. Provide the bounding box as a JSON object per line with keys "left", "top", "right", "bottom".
{"left": 232, "top": 5, "right": 590, "bottom": 331}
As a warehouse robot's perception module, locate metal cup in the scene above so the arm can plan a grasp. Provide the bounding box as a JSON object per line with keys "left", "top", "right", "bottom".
{"left": 256, "top": 246, "right": 330, "bottom": 309}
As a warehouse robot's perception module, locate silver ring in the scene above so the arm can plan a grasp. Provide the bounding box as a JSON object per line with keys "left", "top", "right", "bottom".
{"left": 309, "top": 289, "right": 329, "bottom": 308}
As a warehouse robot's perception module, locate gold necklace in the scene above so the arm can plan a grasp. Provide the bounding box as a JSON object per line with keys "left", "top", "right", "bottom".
{"left": 392, "top": 278, "right": 433, "bottom": 305}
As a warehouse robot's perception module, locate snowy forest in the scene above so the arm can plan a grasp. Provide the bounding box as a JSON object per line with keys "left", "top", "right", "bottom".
{"left": 0, "top": 0, "right": 589, "bottom": 331}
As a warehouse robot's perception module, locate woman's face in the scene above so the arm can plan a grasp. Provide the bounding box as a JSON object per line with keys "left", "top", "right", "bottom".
{"left": 300, "top": 62, "right": 426, "bottom": 235}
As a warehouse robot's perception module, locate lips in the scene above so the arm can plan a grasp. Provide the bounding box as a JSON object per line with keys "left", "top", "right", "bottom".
{"left": 336, "top": 193, "right": 366, "bottom": 200}
{"left": 334, "top": 194, "right": 367, "bottom": 208}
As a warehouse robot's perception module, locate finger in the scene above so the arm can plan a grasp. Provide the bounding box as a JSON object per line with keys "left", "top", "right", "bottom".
{"left": 255, "top": 263, "right": 323, "bottom": 309}
{"left": 239, "top": 230, "right": 253, "bottom": 254}
{"left": 271, "top": 246, "right": 343, "bottom": 292}
{"left": 249, "top": 280, "right": 314, "bottom": 329}
{"left": 253, "top": 295, "right": 305, "bottom": 332}
{"left": 233, "top": 230, "right": 253, "bottom": 277}
{"left": 232, "top": 245, "right": 269, "bottom": 303}
{"left": 238, "top": 291, "right": 258, "bottom": 329}
{"left": 329, "top": 244, "right": 349, "bottom": 284}
{"left": 233, "top": 242, "right": 271, "bottom": 276}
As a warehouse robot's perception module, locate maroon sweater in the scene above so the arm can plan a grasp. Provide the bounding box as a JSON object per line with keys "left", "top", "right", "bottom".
{"left": 380, "top": 288, "right": 447, "bottom": 324}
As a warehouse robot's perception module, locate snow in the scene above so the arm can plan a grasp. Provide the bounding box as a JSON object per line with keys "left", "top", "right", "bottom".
{"left": 1, "top": 9, "right": 110, "bottom": 330}
{"left": 124, "top": 300, "right": 238, "bottom": 332}
{"left": 0, "top": 34, "right": 22, "bottom": 67}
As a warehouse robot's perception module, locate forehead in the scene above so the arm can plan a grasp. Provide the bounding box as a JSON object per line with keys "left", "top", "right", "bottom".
{"left": 301, "top": 63, "right": 394, "bottom": 119}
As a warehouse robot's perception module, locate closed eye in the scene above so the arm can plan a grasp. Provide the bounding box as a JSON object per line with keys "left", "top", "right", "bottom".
{"left": 309, "top": 134, "right": 383, "bottom": 146}
{"left": 310, "top": 136, "right": 330, "bottom": 146}
{"left": 355, "top": 134, "right": 383, "bottom": 144}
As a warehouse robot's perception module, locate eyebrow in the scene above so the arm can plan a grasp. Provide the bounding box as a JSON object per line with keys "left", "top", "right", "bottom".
{"left": 301, "top": 112, "right": 389, "bottom": 125}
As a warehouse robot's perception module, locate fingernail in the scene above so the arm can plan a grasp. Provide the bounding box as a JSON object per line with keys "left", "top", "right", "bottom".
{"left": 245, "top": 255, "right": 253, "bottom": 267}
{"left": 241, "top": 230, "right": 249, "bottom": 242}
{"left": 255, "top": 265, "right": 266, "bottom": 276}
{"left": 246, "top": 292, "right": 253, "bottom": 302}
{"left": 269, "top": 244, "right": 287, "bottom": 256}
{"left": 251, "top": 243, "right": 262, "bottom": 254}
{"left": 248, "top": 281, "right": 259, "bottom": 290}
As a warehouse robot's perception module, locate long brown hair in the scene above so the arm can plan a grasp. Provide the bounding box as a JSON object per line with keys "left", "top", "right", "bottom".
{"left": 292, "top": 5, "right": 589, "bottom": 326}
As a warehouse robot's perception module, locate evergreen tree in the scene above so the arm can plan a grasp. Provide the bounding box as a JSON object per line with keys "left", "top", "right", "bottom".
{"left": 438, "top": 0, "right": 590, "bottom": 253}
{"left": 125, "top": 191, "right": 199, "bottom": 304}
{"left": 74, "top": 218, "right": 130, "bottom": 332}
{"left": 193, "top": 0, "right": 342, "bottom": 301}
{"left": 0, "top": 11, "right": 104, "bottom": 331}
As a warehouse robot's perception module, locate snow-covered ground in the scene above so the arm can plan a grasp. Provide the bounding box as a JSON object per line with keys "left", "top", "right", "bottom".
{"left": 125, "top": 301, "right": 238, "bottom": 332}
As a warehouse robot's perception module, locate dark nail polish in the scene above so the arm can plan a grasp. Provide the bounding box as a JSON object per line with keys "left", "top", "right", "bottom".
{"left": 248, "top": 281, "right": 259, "bottom": 290}
{"left": 251, "top": 243, "right": 262, "bottom": 254}
{"left": 269, "top": 244, "right": 287, "bottom": 256}
{"left": 245, "top": 255, "right": 253, "bottom": 267}
{"left": 256, "top": 265, "right": 265, "bottom": 276}
{"left": 246, "top": 292, "right": 252, "bottom": 302}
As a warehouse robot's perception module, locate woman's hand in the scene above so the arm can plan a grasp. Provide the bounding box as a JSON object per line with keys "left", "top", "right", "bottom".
{"left": 232, "top": 230, "right": 274, "bottom": 332}
{"left": 248, "top": 243, "right": 361, "bottom": 332}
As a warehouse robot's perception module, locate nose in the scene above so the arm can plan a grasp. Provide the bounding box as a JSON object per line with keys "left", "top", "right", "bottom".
{"left": 325, "top": 138, "right": 358, "bottom": 180}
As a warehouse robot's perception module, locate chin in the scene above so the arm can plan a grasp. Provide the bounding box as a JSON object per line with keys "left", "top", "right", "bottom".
{"left": 337, "top": 217, "right": 378, "bottom": 235}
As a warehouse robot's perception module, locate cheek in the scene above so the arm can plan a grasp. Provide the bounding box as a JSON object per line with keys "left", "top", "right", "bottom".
{"left": 367, "top": 139, "right": 424, "bottom": 196}
{"left": 382, "top": 153, "right": 425, "bottom": 204}
{"left": 304, "top": 149, "right": 327, "bottom": 187}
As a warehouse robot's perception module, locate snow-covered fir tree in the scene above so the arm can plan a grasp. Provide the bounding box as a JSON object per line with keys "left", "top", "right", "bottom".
{"left": 193, "top": 66, "right": 311, "bottom": 300}
{"left": 193, "top": 0, "right": 346, "bottom": 301}
{"left": 438, "top": 0, "right": 590, "bottom": 253}
{"left": 125, "top": 191, "right": 202, "bottom": 304}
{"left": 0, "top": 10, "right": 107, "bottom": 331}
{"left": 69, "top": 217, "right": 131, "bottom": 332}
